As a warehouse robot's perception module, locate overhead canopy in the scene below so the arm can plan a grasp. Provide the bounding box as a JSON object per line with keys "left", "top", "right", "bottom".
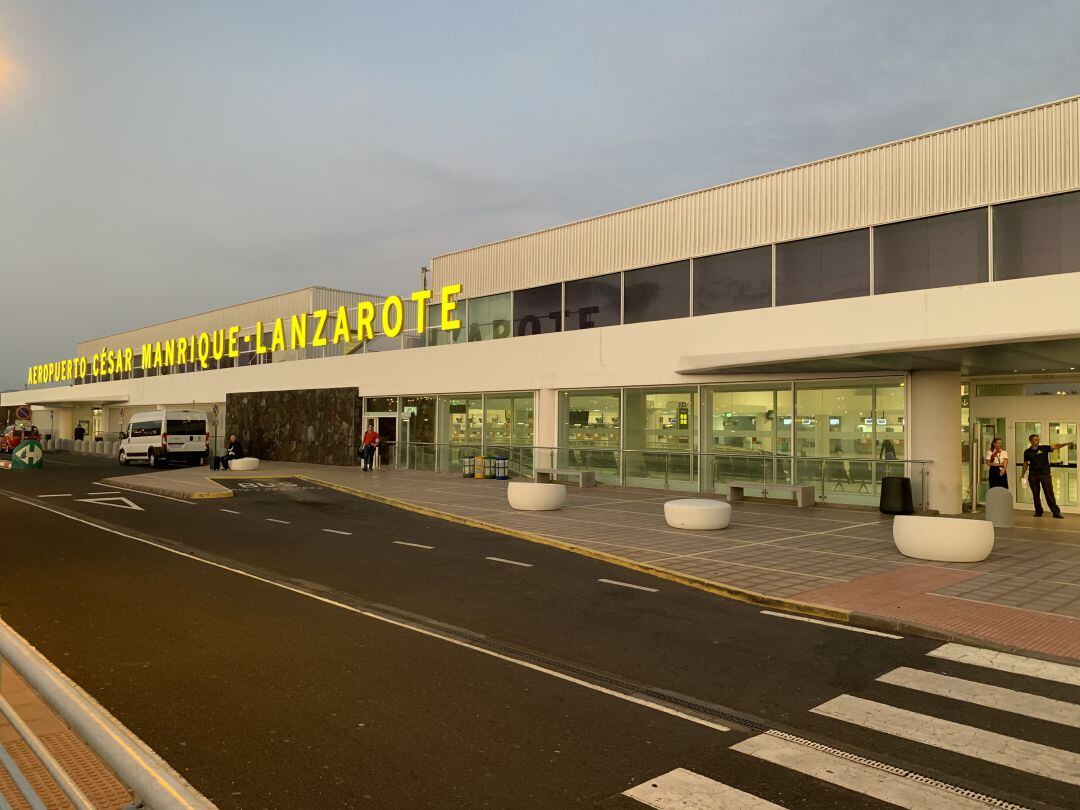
{"left": 677, "top": 337, "right": 1080, "bottom": 377}
{"left": 22, "top": 394, "right": 130, "bottom": 409}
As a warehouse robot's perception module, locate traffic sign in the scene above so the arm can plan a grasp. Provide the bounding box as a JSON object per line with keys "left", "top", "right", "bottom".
{"left": 11, "top": 440, "right": 44, "bottom": 470}
{"left": 14, "top": 405, "right": 31, "bottom": 421}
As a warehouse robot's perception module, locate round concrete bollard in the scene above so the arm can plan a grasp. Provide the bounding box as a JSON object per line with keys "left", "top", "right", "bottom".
{"left": 507, "top": 481, "right": 566, "bottom": 511}
{"left": 228, "top": 457, "right": 261, "bottom": 471}
{"left": 73, "top": 439, "right": 83, "bottom": 453}
{"left": 984, "top": 486, "right": 1015, "bottom": 529}
{"left": 94, "top": 440, "right": 105, "bottom": 454}
{"left": 893, "top": 514, "right": 994, "bottom": 562}
{"left": 102, "top": 441, "right": 116, "bottom": 456}
{"left": 664, "top": 498, "right": 732, "bottom": 530}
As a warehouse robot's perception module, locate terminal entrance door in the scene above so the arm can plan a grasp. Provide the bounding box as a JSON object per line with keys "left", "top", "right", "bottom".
{"left": 1009, "top": 419, "right": 1079, "bottom": 513}
{"left": 375, "top": 416, "right": 397, "bottom": 467}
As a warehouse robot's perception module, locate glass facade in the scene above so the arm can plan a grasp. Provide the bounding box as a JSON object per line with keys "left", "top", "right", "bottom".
{"left": 776, "top": 229, "right": 870, "bottom": 306}
{"left": 623, "top": 387, "right": 697, "bottom": 490}
{"left": 874, "top": 208, "right": 988, "bottom": 294}
{"left": 623, "top": 261, "right": 691, "bottom": 324}
{"left": 467, "top": 293, "right": 512, "bottom": 342}
{"left": 994, "top": 191, "right": 1080, "bottom": 280}
{"left": 513, "top": 284, "right": 562, "bottom": 336}
{"left": 560, "top": 389, "right": 621, "bottom": 484}
{"left": 693, "top": 246, "right": 772, "bottom": 315}
{"left": 564, "top": 273, "right": 621, "bottom": 331}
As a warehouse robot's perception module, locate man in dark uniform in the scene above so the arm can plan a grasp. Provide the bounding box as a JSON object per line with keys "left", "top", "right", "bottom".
{"left": 1020, "top": 433, "right": 1074, "bottom": 519}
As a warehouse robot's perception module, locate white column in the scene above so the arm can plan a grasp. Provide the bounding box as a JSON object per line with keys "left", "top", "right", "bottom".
{"left": 535, "top": 388, "right": 559, "bottom": 469}
{"left": 908, "top": 370, "right": 962, "bottom": 515}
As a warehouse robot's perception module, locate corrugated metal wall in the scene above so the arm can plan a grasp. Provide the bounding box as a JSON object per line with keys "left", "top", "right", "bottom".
{"left": 79, "top": 287, "right": 384, "bottom": 353}
{"left": 431, "top": 96, "right": 1080, "bottom": 297}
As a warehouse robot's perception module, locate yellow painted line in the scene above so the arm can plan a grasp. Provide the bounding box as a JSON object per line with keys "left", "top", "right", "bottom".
{"left": 297, "top": 475, "right": 851, "bottom": 624}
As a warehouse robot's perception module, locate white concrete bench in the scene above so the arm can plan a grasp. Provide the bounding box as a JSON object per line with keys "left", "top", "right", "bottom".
{"left": 535, "top": 468, "right": 596, "bottom": 488}
{"left": 228, "top": 457, "right": 260, "bottom": 471}
{"left": 728, "top": 480, "right": 816, "bottom": 508}
{"left": 664, "top": 499, "right": 731, "bottom": 530}
{"left": 507, "top": 481, "right": 566, "bottom": 511}
{"left": 893, "top": 514, "right": 994, "bottom": 562}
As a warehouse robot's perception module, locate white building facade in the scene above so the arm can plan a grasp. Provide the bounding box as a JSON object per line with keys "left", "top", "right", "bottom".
{"left": 8, "top": 96, "right": 1080, "bottom": 515}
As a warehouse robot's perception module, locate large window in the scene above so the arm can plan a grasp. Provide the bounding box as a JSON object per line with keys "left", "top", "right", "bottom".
{"left": 560, "top": 389, "right": 620, "bottom": 483}
{"left": 693, "top": 246, "right": 772, "bottom": 315}
{"left": 564, "top": 273, "right": 621, "bottom": 331}
{"left": 776, "top": 229, "right": 870, "bottom": 306}
{"left": 993, "top": 191, "right": 1080, "bottom": 280}
{"left": 513, "top": 284, "right": 562, "bottom": 336}
{"left": 483, "top": 393, "right": 534, "bottom": 447}
{"left": 623, "top": 387, "right": 696, "bottom": 490}
{"left": 623, "top": 261, "right": 690, "bottom": 324}
{"left": 427, "top": 301, "right": 466, "bottom": 346}
{"left": 875, "top": 208, "right": 988, "bottom": 294}
{"left": 467, "top": 293, "right": 512, "bottom": 342}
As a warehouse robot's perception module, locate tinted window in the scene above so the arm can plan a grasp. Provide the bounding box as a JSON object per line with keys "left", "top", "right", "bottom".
{"left": 467, "top": 293, "right": 512, "bottom": 342}
{"left": 131, "top": 421, "right": 161, "bottom": 438}
{"left": 564, "top": 273, "right": 621, "bottom": 330}
{"left": 776, "top": 229, "right": 869, "bottom": 306}
{"left": 993, "top": 191, "right": 1080, "bottom": 280}
{"left": 875, "top": 208, "right": 988, "bottom": 294}
{"left": 166, "top": 419, "right": 205, "bottom": 435}
{"left": 623, "top": 260, "right": 690, "bottom": 324}
{"left": 693, "top": 247, "right": 771, "bottom": 315}
{"left": 513, "top": 284, "right": 562, "bottom": 336}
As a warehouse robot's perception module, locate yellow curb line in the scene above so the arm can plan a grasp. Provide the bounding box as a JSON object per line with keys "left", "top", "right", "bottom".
{"left": 296, "top": 475, "right": 851, "bottom": 624}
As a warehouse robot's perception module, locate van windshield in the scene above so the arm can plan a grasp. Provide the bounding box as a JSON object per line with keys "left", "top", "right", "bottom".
{"left": 167, "top": 419, "right": 206, "bottom": 435}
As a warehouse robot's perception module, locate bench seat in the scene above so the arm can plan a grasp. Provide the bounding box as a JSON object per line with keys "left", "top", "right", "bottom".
{"left": 535, "top": 468, "right": 596, "bottom": 487}
{"left": 728, "top": 480, "right": 816, "bottom": 508}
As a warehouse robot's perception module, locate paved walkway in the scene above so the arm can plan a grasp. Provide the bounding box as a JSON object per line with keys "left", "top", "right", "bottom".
{"left": 105, "top": 462, "right": 1080, "bottom": 662}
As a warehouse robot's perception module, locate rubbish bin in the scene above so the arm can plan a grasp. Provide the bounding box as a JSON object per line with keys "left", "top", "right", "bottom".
{"left": 475, "top": 456, "right": 497, "bottom": 479}
{"left": 879, "top": 476, "right": 914, "bottom": 515}
{"left": 494, "top": 457, "right": 510, "bottom": 480}
{"left": 984, "top": 486, "right": 1015, "bottom": 528}
{"left": 461, "top": 456, "right": 475, "bottom": 478}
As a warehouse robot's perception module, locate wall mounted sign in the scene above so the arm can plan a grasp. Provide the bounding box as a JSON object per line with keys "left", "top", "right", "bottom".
{"left": 26, "top": 285, "right": 463, "bottom": 386}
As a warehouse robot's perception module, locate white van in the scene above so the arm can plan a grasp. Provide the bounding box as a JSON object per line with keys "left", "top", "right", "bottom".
{"left": 118, "top": 410, "right": 209, "bottom": 467}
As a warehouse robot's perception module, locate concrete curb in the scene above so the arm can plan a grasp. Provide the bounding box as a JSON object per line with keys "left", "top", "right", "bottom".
{"left": 99, "top": 472, "right": 1080, "bottom": 665}
{"left": 99, "top": 475, "right": 234, "bottom": 500}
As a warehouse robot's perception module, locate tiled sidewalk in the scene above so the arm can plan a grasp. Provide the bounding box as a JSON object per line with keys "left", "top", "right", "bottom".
{"left": 106, "top": 462, "right": 1080, "bottom": 661}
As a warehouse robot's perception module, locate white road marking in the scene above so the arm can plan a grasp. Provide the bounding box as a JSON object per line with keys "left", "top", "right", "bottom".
{"left": 219, "top": 508, "right": 241, "bottom": 515}
{"left": 87, "top": 491, "right": 122, "bottom": 496}
{"left": 394, "top": 541, "right": 434, "bottom": 549}
{"left": 760, "top": 610, "right": 902, "bottom": 639}
{"left": 75, "top": 496, "right": 144, "bottom": 511}
{"left": 927, "top": 643, "right": 1080, "bottom": 687}
{"left": 732, "top": 734, "right": 992, "bottom": 809}
{"left": 599, "top": 578, "right": 658, "bottom": 593}
{"left": 37, "top": 494, "right": 72, "bottom": 498}
{"left": 266, "top": 518, "right": 291, "bottom": 525}
{"left": 362, "top": 611, "right": 730, "bottom": 733}
{"left": 4, "top": 495, "right": 732, "bottom": 736}
{"left": 877, "top": 666, "right": 1080, "bottom": 727}
{"left": 93, "top": 481, "right": 197, "bottom": 505}
{"left": 486, "top": 556, "right": 533, "bottom": 567}
{"left": 624, "top": 767, "right": 781, "bottom": 809}
{"left": 322, "top": 529, "right": 352, "bottom": 536}
{"left": 812, "top": 694, "right": 1080, "bottom": 785}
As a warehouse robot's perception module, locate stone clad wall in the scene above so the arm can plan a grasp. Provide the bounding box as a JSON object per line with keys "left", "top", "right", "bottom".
{"left": 225, "top": 387, "right": 360, "bottom": 466}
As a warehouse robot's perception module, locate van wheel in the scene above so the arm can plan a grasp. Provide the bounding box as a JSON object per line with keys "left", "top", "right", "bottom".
{"left": 147, "top": 448, "right": 159, "bottom": 468}
{"left": 119, "top": 450, "right": 129, "bottom": 465}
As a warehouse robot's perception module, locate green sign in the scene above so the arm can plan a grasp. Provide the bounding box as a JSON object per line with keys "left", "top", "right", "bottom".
{"left": 11, "top": 440, "right": 44, "bottom": 470}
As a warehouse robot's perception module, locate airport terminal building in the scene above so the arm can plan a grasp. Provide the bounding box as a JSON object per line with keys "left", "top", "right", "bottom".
{"left": 7, "top": 95, "right": 1080, "bottom": 516}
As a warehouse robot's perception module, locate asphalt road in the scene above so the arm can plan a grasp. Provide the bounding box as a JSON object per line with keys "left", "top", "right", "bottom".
{"left": 1, "top": 454, "right": 1077, "bottom": 809}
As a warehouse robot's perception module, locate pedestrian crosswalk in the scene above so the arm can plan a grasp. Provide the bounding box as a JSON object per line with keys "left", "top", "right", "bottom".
{"left": 625, "top": 642, "right": 1080, "bottom": 809}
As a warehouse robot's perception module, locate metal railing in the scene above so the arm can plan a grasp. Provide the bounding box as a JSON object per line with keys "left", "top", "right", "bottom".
{"left": 366, "top": 443, "right": 931, "bottom": 509}
{"left": 0, "top": 618, "right": 215, "bottom": 809}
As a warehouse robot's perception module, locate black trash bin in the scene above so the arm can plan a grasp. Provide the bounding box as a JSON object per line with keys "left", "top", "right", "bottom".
{"left": 879, "top": 476, "right": 914, "bottom": 515}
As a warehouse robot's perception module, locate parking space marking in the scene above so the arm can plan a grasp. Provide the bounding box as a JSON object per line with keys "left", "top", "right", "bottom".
{"left": 394, "top": 541, "right": 434, "bottom": 549}
{"left": 322, "top": 528, "right": 351, "bottom": 536}
{"left": 93, "top": 481, "right": 197, "bottom": 505}
{"left": 87, "top": 491, "right": 122, "bottom": 496}
{"left": 599, "top": 578, "right": 658, "bottom": 593}
{"left": 266, "top": 518, "right": 290, "bottom": 524}
{"left": 219, "top": 508, "right": 241, "bottom": 515}
{"left": 38, "top": 494, "right": 72, "bottom": 498}
{"left": 485, "top": 556, "right": 533, "bottom": 568}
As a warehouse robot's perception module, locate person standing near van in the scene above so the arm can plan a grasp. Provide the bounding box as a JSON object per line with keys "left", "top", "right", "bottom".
{"left": 1020, "top": 433, "right": 1074, "bottom": 518}
{"left": 985, "top": 436, "right": 1008, "bottom": 490}
{"left": 361, "top": 423, "right": 379, "bottom": 471}
{"left": 74, "top": 424, "right": 85, "bottom": 442}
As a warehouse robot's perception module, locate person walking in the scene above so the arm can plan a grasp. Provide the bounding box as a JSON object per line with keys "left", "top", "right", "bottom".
{"left": 361, "top": 423, "right": 379, "bottom": 471}
{"left": 1020, "top": 433, "right": 1073, "bottom": 518}
{"left": 985, "top": 436, "right": 1008, "bottom": 490}
{"left": 213, "top": 434, "right": 244, "bottom": 471}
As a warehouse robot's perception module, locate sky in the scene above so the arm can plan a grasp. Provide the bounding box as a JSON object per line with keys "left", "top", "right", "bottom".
{"left": 1, "top": 0, "right": 1078, "bottom": 390}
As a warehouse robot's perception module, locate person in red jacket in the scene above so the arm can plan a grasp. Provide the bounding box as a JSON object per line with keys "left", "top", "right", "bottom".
{"left": 361, "top": 423, "right": 379, "bottom": 471}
